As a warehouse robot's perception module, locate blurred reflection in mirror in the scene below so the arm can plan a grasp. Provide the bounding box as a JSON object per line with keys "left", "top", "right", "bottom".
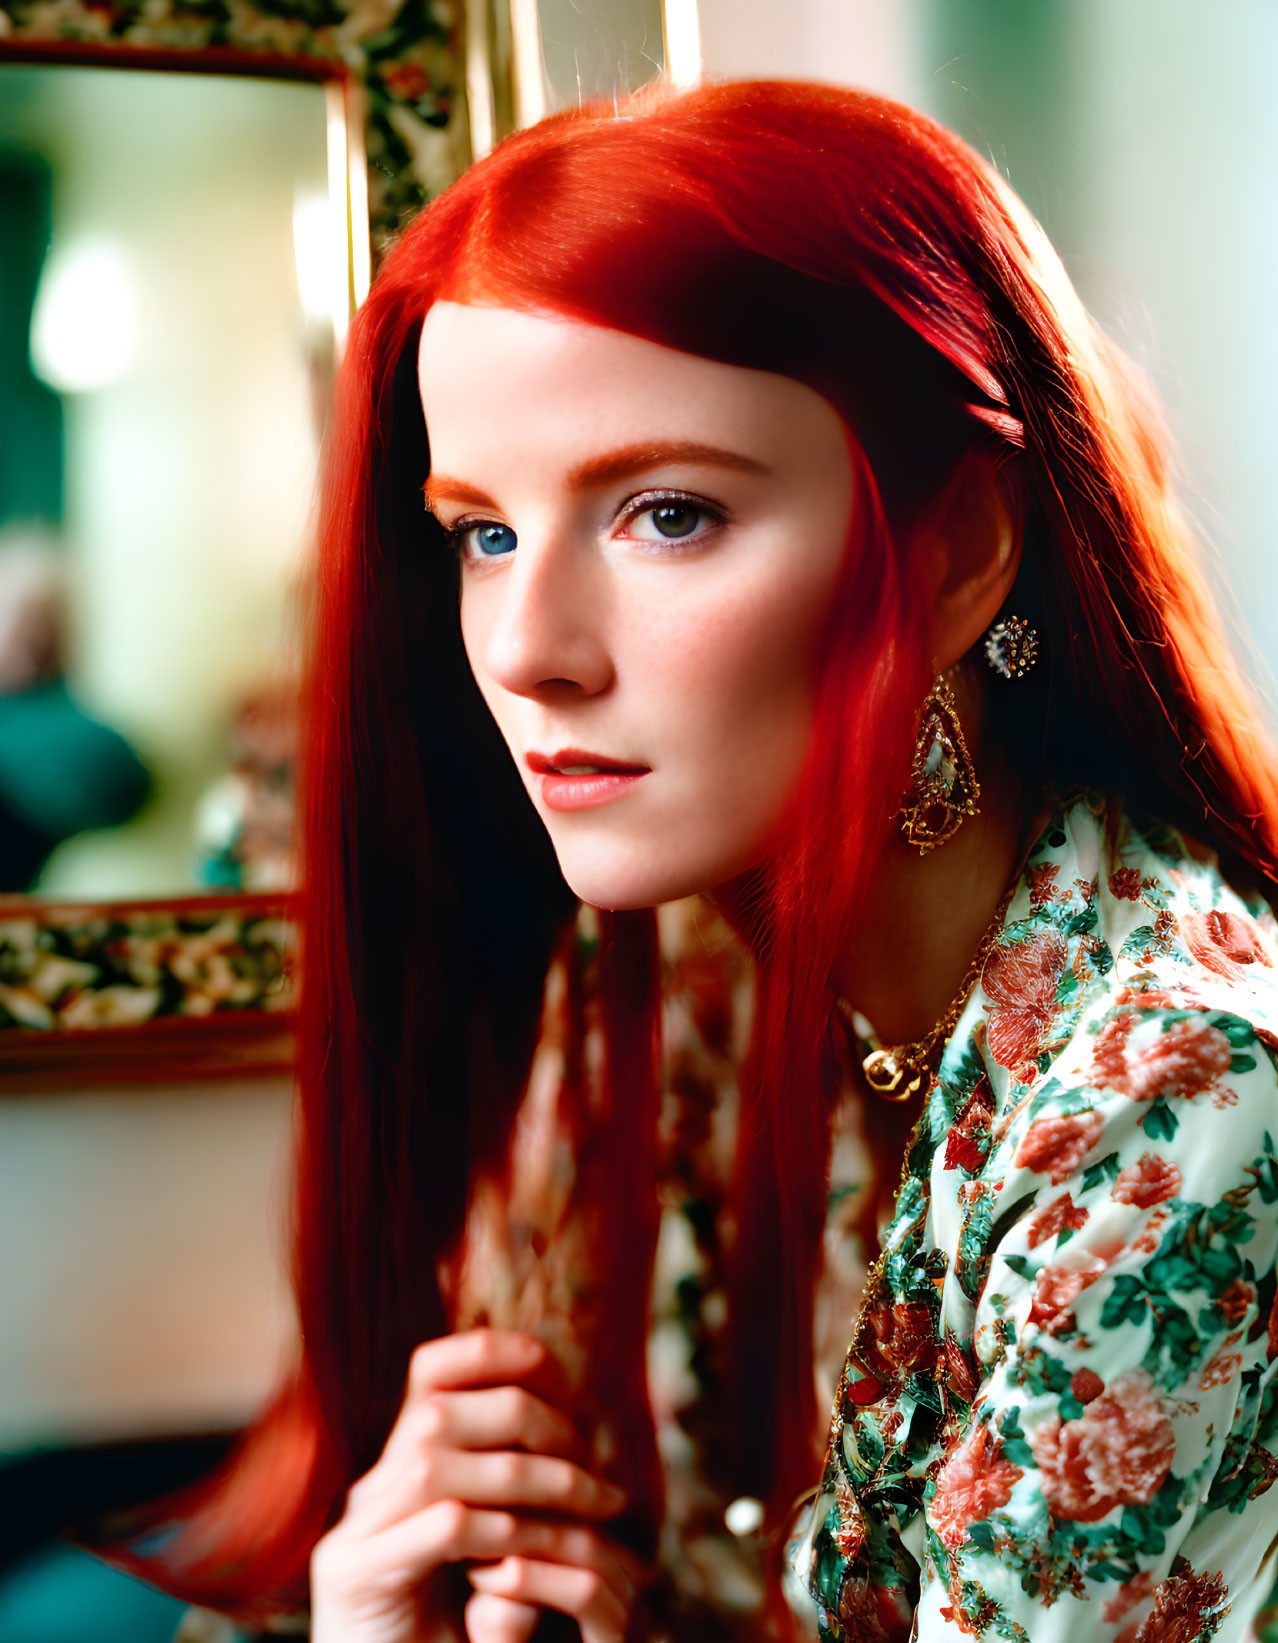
{"left": 0, "top": 65, "right": 339, "bottom": 897}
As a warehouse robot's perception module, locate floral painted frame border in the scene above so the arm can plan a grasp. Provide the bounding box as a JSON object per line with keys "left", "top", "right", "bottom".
{"left": 0, "top": 0, "right": 472, "bottom": 265}
{"left": 0, "top": 894, "right": 297, "bottom": 1078}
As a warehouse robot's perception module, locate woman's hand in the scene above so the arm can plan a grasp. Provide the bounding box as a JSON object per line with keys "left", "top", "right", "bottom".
{"left": 310, "top": 1329, "right": 636, "bottom": 1643}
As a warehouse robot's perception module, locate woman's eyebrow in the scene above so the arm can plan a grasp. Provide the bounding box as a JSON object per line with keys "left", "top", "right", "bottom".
{"left": 422, "top": 440, "right": 771, "bottom": 513}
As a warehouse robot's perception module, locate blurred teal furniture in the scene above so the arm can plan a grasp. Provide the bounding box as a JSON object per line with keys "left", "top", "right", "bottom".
{"left": 0, "top": 1542, "right": 187, "bottom": 1643}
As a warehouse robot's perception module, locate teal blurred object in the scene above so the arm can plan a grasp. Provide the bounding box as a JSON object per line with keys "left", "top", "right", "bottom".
{"left": 0, "top": 677, "right": 151, "bottom": 888}
{"left": 0, "top": 1541, "right": 186, "bottom": 1643}
{"left": 0, "top": 680, "right": 150, "bottom": 839}
{"left": 0, "top": 147, "right": 63, "bottom": 534}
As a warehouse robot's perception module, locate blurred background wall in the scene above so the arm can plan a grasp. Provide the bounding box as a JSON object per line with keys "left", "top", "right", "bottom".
{"left": 695, "top": 0, "right": 1278, "bottom": 699}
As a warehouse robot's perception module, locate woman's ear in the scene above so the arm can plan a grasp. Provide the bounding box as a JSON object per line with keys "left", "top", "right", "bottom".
{"left": 913, "top": 448, "right": 1023, "bottom": 670}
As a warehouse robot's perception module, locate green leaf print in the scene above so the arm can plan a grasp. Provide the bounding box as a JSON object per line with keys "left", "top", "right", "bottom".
{"left": 996, "top": 1407, "right": 1035, "bottom": 1469}
{"left": 1145, "top": 1308, "right": 1203, "bottom": 1386}
{"left": 1082, "top": 1151, "right": 1122, "bottom": 1191}
{"left": 1142, "top": 1097, "right": 1180, "bottom": 1141}
{"left": 1101, "top": 1274, "right": 1147, "bottom": 1328}
{"left": 1121, "top": 924, "right": 1157, "bottom": 957}
{"left": 1246, "top": 1135, "right": 1278, "bottom": 1203}
{"left": 1214, "top": 1013, "right": 1260, "bottom": 1048}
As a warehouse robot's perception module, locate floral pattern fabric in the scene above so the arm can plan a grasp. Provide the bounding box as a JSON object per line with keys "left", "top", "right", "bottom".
{"left": 790, "top": 791, "right": 1278, "bottom": 1643}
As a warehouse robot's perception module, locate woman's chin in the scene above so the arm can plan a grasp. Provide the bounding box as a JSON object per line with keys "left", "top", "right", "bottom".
{"left": 556, "top": 844, "right": 765, "bottom": 913}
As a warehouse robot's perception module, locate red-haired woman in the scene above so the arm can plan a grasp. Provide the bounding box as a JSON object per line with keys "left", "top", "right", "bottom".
{"left": 119, "top": 78, "right": 1278, "bottom": 1643}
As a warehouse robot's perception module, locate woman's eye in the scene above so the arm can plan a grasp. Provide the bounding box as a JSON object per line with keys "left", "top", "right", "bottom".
{"left": 622, "top": 496, "right": 723, "bottom": 549}
{"left": 450, "top": 521, "right": 517, "bottom": 561}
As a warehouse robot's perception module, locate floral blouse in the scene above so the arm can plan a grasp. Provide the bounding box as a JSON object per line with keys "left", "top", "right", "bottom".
{"left": 175, "top": 791, "right": 1278, "bottom": 1643}
{"left": 788, "top": 791, "right": 1278, "bottom": 1643}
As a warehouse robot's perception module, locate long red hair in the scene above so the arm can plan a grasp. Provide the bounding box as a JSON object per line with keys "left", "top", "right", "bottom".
{"left": 100, "top": 76, "right": 1278, "bottom": 1624}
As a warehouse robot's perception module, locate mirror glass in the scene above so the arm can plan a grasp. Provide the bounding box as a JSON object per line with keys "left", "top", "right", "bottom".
{"left": 0, "top": 65, "right": 340, "bottom": 899}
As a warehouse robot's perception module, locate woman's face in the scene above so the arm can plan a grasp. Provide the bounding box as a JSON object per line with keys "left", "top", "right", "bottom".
{"left": 417, "top": 302, "right": 855, "bottom": 910}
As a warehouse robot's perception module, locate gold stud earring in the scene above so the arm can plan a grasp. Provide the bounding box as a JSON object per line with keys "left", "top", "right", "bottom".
{"left": 984, "top": 614, "right": 1039, "bottom": 678}
{"left": 897, "top": 673, "right": 981, "bottom": 855}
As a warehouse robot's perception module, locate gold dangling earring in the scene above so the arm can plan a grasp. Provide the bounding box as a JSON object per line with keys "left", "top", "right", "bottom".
{"left": 897, "top": 672, "right": 981, "bottom": 854}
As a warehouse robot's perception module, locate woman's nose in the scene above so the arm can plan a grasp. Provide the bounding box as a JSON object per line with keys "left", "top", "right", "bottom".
{"left": 476, "top": 533, "right": 614, "bottom": 700}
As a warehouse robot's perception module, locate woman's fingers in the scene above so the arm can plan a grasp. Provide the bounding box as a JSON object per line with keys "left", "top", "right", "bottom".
{"left": 370, "top": 1502, "right": 629, "bottom": 1585}
{"left": 406, "top": 1331, "right": 569, "bottom": 1404}
{"left": 466, "top": 1524, "right": 636, "bottom": 1643}
{"left": 468, "top": 1556, "right": 631, "bottom": 1643}
{"left": 419, "top": 1448, "right": 625, "bottom": 1517}
{"left": 348, "top": 1442, "right": 624, "bottom": 1534}
{"left": 462, "top": 1592, "right": 542, "bottom": 1643}
{"left": 408, "top": 1384, "right": 584, "bottom": 1462}
{"left": 315, "top": 1502, "right": 528, "bottom": 1596}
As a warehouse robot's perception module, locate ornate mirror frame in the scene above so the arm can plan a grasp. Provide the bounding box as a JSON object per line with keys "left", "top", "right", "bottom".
{"left": 0, "top": 0, "right": 480, "bottom": 1079}
{"left": 0, "top": 0, "right": 690, "bottom": 1080}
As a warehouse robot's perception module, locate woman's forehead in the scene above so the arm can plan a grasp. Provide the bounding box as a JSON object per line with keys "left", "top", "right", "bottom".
{"left": 417, "top": 301, "right": 852, "bottom": 469}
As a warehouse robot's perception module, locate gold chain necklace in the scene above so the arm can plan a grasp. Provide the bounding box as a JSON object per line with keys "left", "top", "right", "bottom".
{"left": 834, "top": 881, "right": 1017, "bottom": 1101}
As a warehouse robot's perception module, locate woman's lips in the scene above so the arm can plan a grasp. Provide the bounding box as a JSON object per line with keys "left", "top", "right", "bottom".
{"left": 526, "top": 748, "right": 651, "bottom": 813}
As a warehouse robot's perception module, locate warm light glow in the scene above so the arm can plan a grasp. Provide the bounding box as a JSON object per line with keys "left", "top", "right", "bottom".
{"left": 466, "top": 0, "right": 497, "bottom": 159}
{"left": 662, "top": 0, "right": 702, "bottom": 88}
{"left": 339, "top": 83, "right": 371, "bottom": 310}
{"left": 511, "top": 0, "right": 548, "bottom": 127}
{"left": 324, "top": 81, "right": 368, "bottom": 343}
{"left": 293, "top": 192, "right": 340, "bottom": 329}
{"left": 30, "top": 238, "right": 139, "bottom": 393}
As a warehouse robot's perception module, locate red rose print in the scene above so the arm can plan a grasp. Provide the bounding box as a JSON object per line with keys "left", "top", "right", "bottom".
{"left": 927, "top": 1422, "right": 1024, "bottom": 1551}
{"left": 1112, "top": 1152, "right": 1183, "bottom": 1207}
{"left": 1029, "top": 1370, "right": 1174, "bottom": 1522}
{"left": 1132, "top": 1208, "right": 1170, "bottom": 1257}
{"left": 1198, "top": 1352, "right": 1242, "bottom": 1390}
{"left": 1108, "top": 868, "right": 1144, "bottom": 902}
{"left": 1027, "top": 1192, "right": 1089, "bottom": 1248}
{"left": 1091, "top": 1013, "right": 1231, "bottom": 1103}
{"left": 944, "top": 1084, "right": 993, "bottom": 1172}
{"left": 1070, "top": 1368, "right": 1104, "bottom": 1404}
{"left": 1103, "top": 1570, "right": 1155, "bottom": 1624}
{"left": 1131, "top": 1567, "right": 1230, "bottom": 1642}
{"left": 1029, "top": 863, "right": 1062, "bottom": 906}
{"left": 983, "top": 933, "right": 1069, "bottom": 1071}
{"left": 1218, "top": 1280, "right": 1254, "bottom": 1324}
{"left": 1182, "top": 907, "right": 1273, "bottom": 980}
{"left": 1028, "top": 1264, "right": 1100, "bottom": 1335}
{"left": 1013, "top": 1108, "right": 1105, "bottom": 1184}
{"left": 943, "top": 1330, "right": 981, "bottom": 1404}
{"left": 869, "top": 1300, "right": 938, "bottom": 1374}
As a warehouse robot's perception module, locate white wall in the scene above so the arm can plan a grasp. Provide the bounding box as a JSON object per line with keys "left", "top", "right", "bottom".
{"left": 696, "top": 0, "right": 919, "bottom": 103}
{"left": 0, "top": 1075, "right": 295, "bottom": 1447}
